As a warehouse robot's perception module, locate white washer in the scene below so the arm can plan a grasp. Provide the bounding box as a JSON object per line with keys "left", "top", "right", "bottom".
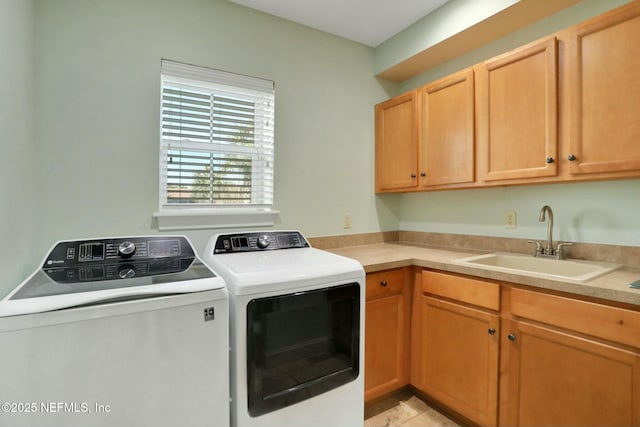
{"left": 0, "top": 236, "right": 229, "bottom": 427}
{"left": 202, "top": 231, "right": 365, "bottom": 427}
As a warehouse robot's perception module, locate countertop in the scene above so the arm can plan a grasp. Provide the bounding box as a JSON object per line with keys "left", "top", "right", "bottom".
{"left": 326, "top": 242, "right": 640, "bottom": 306}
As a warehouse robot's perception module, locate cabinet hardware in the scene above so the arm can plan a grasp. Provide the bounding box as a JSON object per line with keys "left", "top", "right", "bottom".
{"left": 546, "top": 157, "right": 555, "bottom": 164}
{"left": 488, "top": 328, "right": 496, "bottom": 335}
{"left": 380, "top": 280, "right": 388, "bottom": 287}
{"left": 410, "top": 173, "right": 417, "bottom": 178}
{"left": 508, "top": 333, "right": 517, "bottom": 341}
{"left": 420, "top": 172, "right": 426, "bottom": 177}
{"left": 568, "top": 154, "right": 577, "bottom": 161}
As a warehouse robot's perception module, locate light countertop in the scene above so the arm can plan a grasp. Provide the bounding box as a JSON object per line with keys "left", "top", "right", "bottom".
{"left": 326, "top": 243, "right": 640, "bottom": 306}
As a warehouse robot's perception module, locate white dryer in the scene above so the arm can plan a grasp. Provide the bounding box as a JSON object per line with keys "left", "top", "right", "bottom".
{"left": 202, "top": 231, "right": 365, "bottom": 427}
{"left": 0, "top": 236, "right": 229, "bottom": 427}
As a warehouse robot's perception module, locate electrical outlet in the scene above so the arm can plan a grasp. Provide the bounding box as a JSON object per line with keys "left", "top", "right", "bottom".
{"left": 343, "top": 213, "right": 352, "bottom": 229}
{"left": 504, "top": 210, "right": 517, "bottom": 229}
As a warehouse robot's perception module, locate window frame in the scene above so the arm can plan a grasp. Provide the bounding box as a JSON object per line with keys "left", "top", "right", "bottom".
{"left": 154, "top": 60, "right": 278, "bottom": 230}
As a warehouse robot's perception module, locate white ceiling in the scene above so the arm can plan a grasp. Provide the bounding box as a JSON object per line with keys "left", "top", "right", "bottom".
{"left": 228, "top": 0, "right": 451, "bottom": 47}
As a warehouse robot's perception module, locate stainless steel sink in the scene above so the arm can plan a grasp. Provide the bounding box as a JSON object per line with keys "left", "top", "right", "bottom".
{"left": 453, "top": 253, "right": 620, "bottom": 282}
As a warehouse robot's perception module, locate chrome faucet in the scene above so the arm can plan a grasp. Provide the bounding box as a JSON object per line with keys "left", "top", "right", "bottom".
{"left": 539, "top": 205, "right": 554, "bottom": 255}
{"left": 528, "top": 205, "right": 572, "bottom": 259}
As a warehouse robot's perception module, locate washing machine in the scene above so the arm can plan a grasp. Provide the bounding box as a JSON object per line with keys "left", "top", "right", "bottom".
{"left": 0, "top": 235, "right": 229, "bottom": 427}
{"left": 202, "top": 230, "right": 365, "bottom": 427}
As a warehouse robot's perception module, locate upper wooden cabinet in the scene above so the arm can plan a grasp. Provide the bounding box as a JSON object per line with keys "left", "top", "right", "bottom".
{"left": 374, "top": 70, "right": 475, "bottom": 193}
{"left": 566, "top": 2, "right": 640, "bottom": 176}
{"left": 374, "top": 1, "right": 640, "bottom": 193}
{"left": 419, "top": 69, "right": 475, "bottom": 187}
{"left": 375, "top": 92, "right": 418, "bottom": 191}
{"left": 476, "top": 37, "right": 558, "bottom": 182}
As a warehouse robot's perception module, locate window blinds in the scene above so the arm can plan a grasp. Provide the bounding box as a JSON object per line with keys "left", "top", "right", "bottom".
{"left": 160, "top": 60, "right": 275, "bottom": 207}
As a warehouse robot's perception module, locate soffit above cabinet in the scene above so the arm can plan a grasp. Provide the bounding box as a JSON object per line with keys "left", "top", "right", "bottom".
{"left": 375, "top": 0, "right": 584, "bottom": 82}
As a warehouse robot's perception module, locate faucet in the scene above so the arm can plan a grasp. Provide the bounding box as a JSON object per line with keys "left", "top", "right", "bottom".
{"left": 528, "top": 205, "right": 572, "bottom": 259}
{"left": 539, "top": 205, "right": 554, "bottom": 255}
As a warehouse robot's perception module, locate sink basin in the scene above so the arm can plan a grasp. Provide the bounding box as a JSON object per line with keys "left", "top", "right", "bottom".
{"left": 453, "top": 253, "right": 620, "bottom": 282}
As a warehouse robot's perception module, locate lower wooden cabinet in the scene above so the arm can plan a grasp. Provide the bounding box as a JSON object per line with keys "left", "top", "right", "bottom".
{"left": 412, "top": 270, "right": 500, "bottom": 427}
{"left": 501, "top": 320, "right": 640, "bottom": 427}
{"left": 364, "top": 268, "right": 640, "bottom": 427}
{"left": 415, "top": 296, "right": 499, "bottom": 426}
{"left": 364, "top": 267, "right": 411, "bottom": 403}
{"left": 500, "top": 287, "right": 640, "bottom": 427}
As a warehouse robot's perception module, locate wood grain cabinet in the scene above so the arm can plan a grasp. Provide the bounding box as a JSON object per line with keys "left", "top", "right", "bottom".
{"left": 364, "top": 267, "right": 411, "bottom": 403}
{"left": 412, "top": 271, "right": 500, "bottom": 427}
{"left": 418, "top": 69, "right": 475, "bottom": 188}
{"left": 375, "top": 69, "right": 475, "bottom": 193}
{"left": 373, "top": 2, "right": 640, "bottom": 193}
{"left": 375, "top": 92, "right": 418, "bottom": 192}
{"left": 476, "top": 36, "right": 558, "bottom": 183}
{"left": 364, "top": 266, "right": 640, "bottom": 426}
{"left": 500, "top": 288, "right": 640, "bottom": 427}
{"left": 565, "top": 1, "right": 640, "bottom": 177}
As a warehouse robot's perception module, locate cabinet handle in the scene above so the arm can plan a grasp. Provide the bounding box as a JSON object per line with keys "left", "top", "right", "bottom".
{"left": 568, "top": 154, "right": 577, "bottom": 161}
{"left": 420, "top": 172, "right": 426, "bottom": 177}
{"left": 508, "top": 333, "right": 517, "bottom": 342}
{"left": 488, "top": 328, "right": 496, "bottom": 335}
{"left": 410, "top": 173, "right": 417, "bottom": 178}
{"left": 380, "top": 280, "right": 388, "bottom": 287}
{"left": 546, "top": 157, "right": 554, "bottom": 164}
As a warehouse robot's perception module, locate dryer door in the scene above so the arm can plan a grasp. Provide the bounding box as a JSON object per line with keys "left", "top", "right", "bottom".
{"left": 246, "top": 282, "right": 360, "bottom": 417}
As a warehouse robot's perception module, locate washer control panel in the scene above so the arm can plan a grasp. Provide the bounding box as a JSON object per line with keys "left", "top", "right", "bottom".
{"left": 213, "top": 231, "right": 309, "bottom": 254}
{"left": 43, "top": 236, "right": 193, "bottom": 268}
{"left": 40, "top": 236, "right": 198, "bottom": 284}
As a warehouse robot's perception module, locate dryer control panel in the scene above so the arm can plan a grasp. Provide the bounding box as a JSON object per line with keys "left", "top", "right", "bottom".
{"left": 213, "top": 231, "right": 310, "bottom": 254}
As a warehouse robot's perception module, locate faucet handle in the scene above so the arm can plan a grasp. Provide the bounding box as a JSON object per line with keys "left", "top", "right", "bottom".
{"left": 555, "top": 242, "right": 573, "bottom": 260}
{"left": 527, "top": 240, "right": 543, "bottom": 256}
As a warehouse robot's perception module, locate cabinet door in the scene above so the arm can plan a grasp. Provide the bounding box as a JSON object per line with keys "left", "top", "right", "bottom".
{"left": 375, "top": 92, "right": 418, "bottom": 192}
{"left": 415, "top": 296, "right": 499, "bottom": 427}
{"left": 419, "top": 69, "right": 475, "bottom": 187}
{"left": 503, "top": 320, "right": 640, "bottom": 427}
{"left": 477, "top": 37, "right": 558, "bottom": 182}
{"left": 365, "top": 294, "right": 407, "bottom": 402}
{"left": 566, "top": 3, "right": 640, "bottom": 175}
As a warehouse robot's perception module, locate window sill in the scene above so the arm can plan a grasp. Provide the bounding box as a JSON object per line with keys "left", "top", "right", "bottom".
{"left": 153, "top": 208, "right": 279, "bottom": 231}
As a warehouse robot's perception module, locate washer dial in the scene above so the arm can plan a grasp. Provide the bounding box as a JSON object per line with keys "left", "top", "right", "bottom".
{"left": 256, "top": 235, "right": 271, "bottom": 249}
{"left": 118, "top": 241, "right": 136, "bottom": 258}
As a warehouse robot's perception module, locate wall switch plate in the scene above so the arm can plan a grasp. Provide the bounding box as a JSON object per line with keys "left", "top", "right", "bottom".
{"left": 504, "top": 210, "right": 517, "bottom": 228}
{"left": 343, "top": 213, "right": 352, "bottom": 229}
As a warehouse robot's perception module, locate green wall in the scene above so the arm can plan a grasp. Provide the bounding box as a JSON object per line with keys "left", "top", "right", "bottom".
{"left": 0, "top": 0, "right": 37, "bottom": 292}
{"left": 397, "top": 180, "right": 640, "bottom": 246}
{"left": 1, "top": 0, "right": 399, "bottom": 296}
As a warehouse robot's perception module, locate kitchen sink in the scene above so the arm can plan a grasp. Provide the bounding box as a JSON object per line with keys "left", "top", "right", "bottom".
{"left": 453, "top": 253, "right": 620, "bottom": 282}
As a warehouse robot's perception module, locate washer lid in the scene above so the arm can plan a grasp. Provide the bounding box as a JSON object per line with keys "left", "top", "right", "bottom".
{"left": 206, "top": 247, "right": 364, "bottom": 296}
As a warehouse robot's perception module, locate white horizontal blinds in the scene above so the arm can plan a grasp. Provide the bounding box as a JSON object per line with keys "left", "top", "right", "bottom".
{"left": 160, "top": 60, "right": 274, "bottom": 207}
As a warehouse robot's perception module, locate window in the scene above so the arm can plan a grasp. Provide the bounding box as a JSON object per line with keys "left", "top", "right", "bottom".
{"left": 155, "top": 60, "right": 276, "bottom": 230}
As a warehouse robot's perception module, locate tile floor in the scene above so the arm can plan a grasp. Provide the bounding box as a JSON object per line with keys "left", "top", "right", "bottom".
{"left": 364, "top": 390, "right": 461, "bottom": 427}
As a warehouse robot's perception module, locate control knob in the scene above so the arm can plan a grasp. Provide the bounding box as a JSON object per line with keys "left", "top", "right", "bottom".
{"left": 118, "top": 241, "right": 136, "bottom": 258}
{"left": 256, "top": 235, "right": 271, "bottom": 249}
